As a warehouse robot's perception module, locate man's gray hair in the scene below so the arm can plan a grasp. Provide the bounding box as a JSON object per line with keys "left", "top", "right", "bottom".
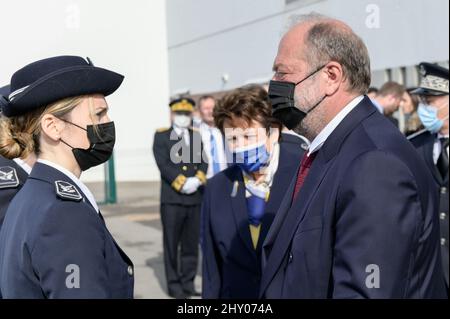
{"left": 286, "top": 13, "right": 371, "bottom": 95}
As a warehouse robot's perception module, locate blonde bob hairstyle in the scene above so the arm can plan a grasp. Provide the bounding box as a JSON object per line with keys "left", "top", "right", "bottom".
{"left": 0, "top": 95, "right": 99, "bottom": 160}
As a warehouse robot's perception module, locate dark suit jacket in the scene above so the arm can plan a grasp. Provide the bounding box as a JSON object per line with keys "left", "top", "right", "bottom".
{"left": 201, "top": 141, "right": 303, "bottom": 298}
{"left": 0, "top": 163, "right": 134, "bottom": 298}
{"left": 409, "top": 131, "right": 448, "bottom": 288}
{"left": 0, "top": 156, "right": 28, "bottom": 231}
{"left": 260, "top": 96, "right": 447, "bottom": 299}
{"left": 153, "top": 127, "right": 208, "bottom": 206}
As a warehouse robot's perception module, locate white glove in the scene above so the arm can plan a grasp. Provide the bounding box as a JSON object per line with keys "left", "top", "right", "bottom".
{"left": 180, "top": 177, "right": 202, "bottom": 194}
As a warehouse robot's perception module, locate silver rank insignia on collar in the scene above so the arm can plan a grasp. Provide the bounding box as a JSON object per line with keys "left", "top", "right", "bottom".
{"left": 0, "top": 166, "right": 19, "bottom": 189}
{"left": 55, "top": 180, "right": 82, "bottom": 201}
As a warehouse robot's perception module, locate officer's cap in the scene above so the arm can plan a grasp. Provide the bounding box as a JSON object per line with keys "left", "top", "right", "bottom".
{"left": 411, "top": 62, "right": 449, "bottom": 96}
{"left": 169, "top": 97, "right": 195, "bottom": 113}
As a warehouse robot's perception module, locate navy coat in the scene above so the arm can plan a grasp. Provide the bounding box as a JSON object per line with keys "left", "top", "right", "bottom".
{"left": 0, "top": 162, "right": 134, "bottom": 298}
{"left": 201, "top": 140, "right": 303, "bottom": 298}
{"left": 260, "top": 97, "right": 447, "bottom": 299}
{"left": 0, "top": 157, "right": 28, "bottom": 231}
{"left": 409, "top": 131, "right": 448, "bottom": 288}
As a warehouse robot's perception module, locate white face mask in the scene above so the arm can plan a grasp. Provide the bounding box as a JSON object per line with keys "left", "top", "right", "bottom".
{"left": 173, "top": 114, "right": 191, "bottom": 128}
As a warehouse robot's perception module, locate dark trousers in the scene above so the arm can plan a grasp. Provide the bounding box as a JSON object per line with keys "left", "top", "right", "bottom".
{"left": 160, "top": 203, "right": 200, "bottom": 296}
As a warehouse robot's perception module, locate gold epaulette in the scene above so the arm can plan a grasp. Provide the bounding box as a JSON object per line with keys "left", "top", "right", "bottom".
{"left": 156, "top": 127, "right": 170, "bottom": 133}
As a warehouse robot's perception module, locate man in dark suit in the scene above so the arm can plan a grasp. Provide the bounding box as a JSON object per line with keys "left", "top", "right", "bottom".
{"left": 370, "top": 81, "right": 406, "bottom": 129}
{"left": 153, "top": 98, "right": 208, "bottom": 298}
{"left": 408, "top": 62, "right": 449, "bottom": 292}
{"left": 263, "top": 14, "right": 446, "bottom": 298}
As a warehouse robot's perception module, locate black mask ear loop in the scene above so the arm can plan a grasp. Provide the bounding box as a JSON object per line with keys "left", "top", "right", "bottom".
{"left": 58, "top": 118, "right": 87, "bottom": 150}
{"left": 294, "top": 64, "right": 329, "bottom": 114}
{"left": 294, "top": 64, "right": 328, "bottom": 86}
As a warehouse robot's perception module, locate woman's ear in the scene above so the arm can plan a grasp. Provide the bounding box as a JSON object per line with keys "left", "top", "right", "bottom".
{"left": 40, "top": 114, "right": 64, "bottom": 142}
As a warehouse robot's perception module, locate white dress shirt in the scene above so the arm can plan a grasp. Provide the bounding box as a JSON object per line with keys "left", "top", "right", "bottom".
{"left": 173, "top": 125, "right": 190, "bottom": 147}
{"left": 308, "top": 96, "right": 364, "bottom": 156}
{"left": 13, "top": 158, "right": 32, "bottom": 174}
{"left": 199, "top": 122, "right": 227, "bottom": 178}
{"left": 37, "top": 159, "right": 99, "bottom": 213}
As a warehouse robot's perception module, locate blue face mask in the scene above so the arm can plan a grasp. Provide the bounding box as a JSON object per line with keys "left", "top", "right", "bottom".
{"left": 418, "top": 103, "right": 448, "bottom": 134}
{"left": 232, "top": 142, "right": 270, "bottom": 173}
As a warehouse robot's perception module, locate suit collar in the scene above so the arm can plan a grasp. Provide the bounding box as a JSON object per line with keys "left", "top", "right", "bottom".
{"left": 320, "top": 96, "right": 376, "bottom": 162}
{"left": 308, "top": 95, "right": 364, "bottom": 156}
{"left": 29, "top": 161, "right": 98, "bottom": 212}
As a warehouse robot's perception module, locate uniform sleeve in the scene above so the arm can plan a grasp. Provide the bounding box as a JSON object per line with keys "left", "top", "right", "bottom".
{"left": 152, "top": 131, "right": 186, "bottom": 191}
{"left": 201, "top": 185, "right": 221, "bottom": 298}
{"left": 31, "top": 201, "right": 110, "bottom": 298}
{"left": 332, "top": 150, "right": 423, "bottom": 298}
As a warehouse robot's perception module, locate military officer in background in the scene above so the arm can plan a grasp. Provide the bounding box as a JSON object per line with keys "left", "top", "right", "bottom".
{"left": 0, "top": 85, "right": 34, "bottom": 232}
{"left": 152, "top": 98, "right": 208, "bottom": 299}
{"left": 409, "top": 62, "right": 449, "bottom": 292}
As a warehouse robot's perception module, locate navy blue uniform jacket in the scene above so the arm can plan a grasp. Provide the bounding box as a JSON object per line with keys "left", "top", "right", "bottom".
{"left": 201, "top": 140, "right": 304, "bottom": 298}
{"left": 260, "top": 97, "right": 447, "bottom": 299}
{"left": 0, "top": 162, "right": 134, "bottom": 298}
{"left": 0, "top": 157, "right": 28, "bottom": 232}
{"left": 409, "top": 131, "right": 448, "bottom": 289}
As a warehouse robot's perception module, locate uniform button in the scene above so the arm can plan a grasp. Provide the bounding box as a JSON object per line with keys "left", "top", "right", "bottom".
{"left": 288, "top": 253, "right": 293, "bottom": 263}
{"left": 127, "top": 265, "right": 134, "bottom": 276}
{"left": 441, "top": 238, "right": 447, "bottom": 246}
{"left": 440, "top": 212, "right": 447, "bottom": 220}
{"left": 441, "top": 187, "right": 447, "bottom": 194}
{"left": 182, "top": 166, "right": 187, "bottom": 171}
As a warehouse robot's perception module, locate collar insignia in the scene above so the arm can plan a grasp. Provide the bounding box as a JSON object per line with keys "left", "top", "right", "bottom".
{"left": 0, "top": 166, "right": 19, "bottom": 189}
{"left": 55, "top": 180, "right": 82, "bottom": 201}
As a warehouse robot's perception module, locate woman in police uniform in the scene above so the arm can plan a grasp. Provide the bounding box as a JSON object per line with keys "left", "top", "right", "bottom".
{"left": 201, "top": 85, "right": 304, "bottom": 298}
{"left": 0, "top": 56, "right": 134, "bottom": 298}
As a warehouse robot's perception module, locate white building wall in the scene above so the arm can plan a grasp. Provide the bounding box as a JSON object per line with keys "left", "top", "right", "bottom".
{"left": 167, "top": 0, "right": 449, "bottom": 94}
{"left": 0, "top": 0, "right": 170, "bottom": 182}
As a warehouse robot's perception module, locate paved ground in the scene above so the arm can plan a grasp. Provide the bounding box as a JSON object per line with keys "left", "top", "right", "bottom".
{"left": 87, "top": 181, "right": 202, "bottom": 299}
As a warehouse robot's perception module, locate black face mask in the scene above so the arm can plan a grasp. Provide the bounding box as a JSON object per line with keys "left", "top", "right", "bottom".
{"left": 60, "top": 120, "right": 116, "bottom": 171}
{"left": 268, "top": 64, "right": 327, "bottom": 130}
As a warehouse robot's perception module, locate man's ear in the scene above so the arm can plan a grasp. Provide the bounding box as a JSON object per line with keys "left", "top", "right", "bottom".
{"left": 324, "top": 61, "right": 343, "bottom": 96}
{"left": 40, "top": 114, "right": 65, "bottom": 142}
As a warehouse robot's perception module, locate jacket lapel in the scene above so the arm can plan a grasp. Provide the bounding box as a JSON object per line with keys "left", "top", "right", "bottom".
{"left": 259, "top": 152, "right": 333, "bottom": 294}
{"left": 229, "top": 167, "right": 256, "bottom": 255}
{"left": 261, "top": 148, "right": 300, "bottom": 263}
{"left": 424, "top": 136, "right": 445, "bottom": 185}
